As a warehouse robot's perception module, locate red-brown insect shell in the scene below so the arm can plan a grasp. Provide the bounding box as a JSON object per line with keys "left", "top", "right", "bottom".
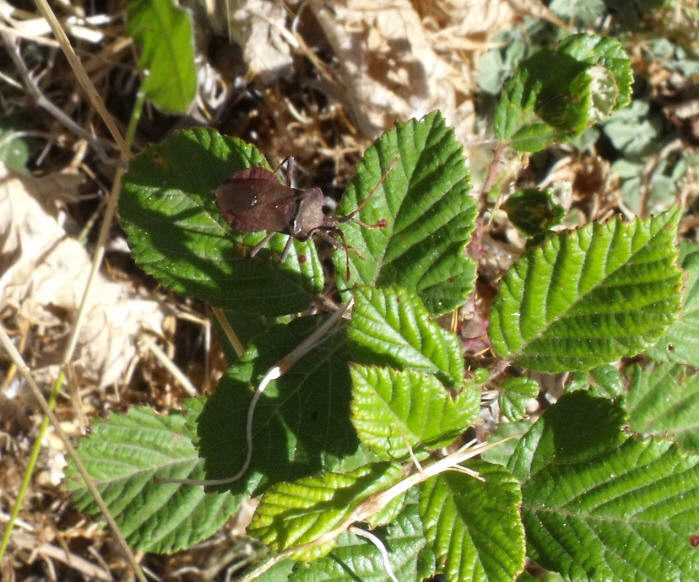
{"left": 215, "top": 167, "right": 325, "bottom": 239}
{"left": 215, "top": 158, "right": 396, "bottom": 271}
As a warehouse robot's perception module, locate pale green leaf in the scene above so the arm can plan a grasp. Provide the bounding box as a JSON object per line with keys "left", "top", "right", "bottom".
{"left": 419, "top": 461, "right": 525, "bottom": 581}
{"left": 646, "top": 242, "right": 699, "bottom": 365}
{"left": 127, "top": 0, "right": 196, "bottom": 113}
{"left": 348, "top": 286, "right": 465, "bottom": 386}
{"left": 365, "top": 491, "right": 407, "bottom": 528}
{"left": 350, "top": 365, "right": 479, "bottom": 458}
{"left": 588, "top": 363, "right": 625, "bottom": 397}
{"left": 120, "top": 129, "right": 323, "bottom": 316}
{"left": 336, "top": 111, "right": 477, "bottom": 316}
{"left": 489, "top": 208, "right": 682, "bottom": 372}
{"left": 63, "top": 400, "right": 240, "bottom": 553}
{"left": 249, "top": 463, "right": 403, "bottom": 556}
{"left": 514, "top": 392, "right": 699, "bottom": 580}
{"left": 0, "top": 117, "right": 32, "bottom": 173}
{"left": 626, "top": 363, "right": 699, "bottom": 454}
{"left": 270, "top": 490, "right": 436, "bottom": 581}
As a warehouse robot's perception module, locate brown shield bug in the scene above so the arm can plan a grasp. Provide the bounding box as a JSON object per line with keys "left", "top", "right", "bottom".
{"left": 215, "top": 157, "right": 396, "bottom": 277}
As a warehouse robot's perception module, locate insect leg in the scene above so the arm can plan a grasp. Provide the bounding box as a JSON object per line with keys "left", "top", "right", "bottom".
{"left": 249, "top": 231, "right": 275, "bottom": 257}
{"left": 280, "top": 236, "right": 294, "bottom": 263}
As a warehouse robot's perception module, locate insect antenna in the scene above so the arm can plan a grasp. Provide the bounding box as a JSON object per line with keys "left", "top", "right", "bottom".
{"left": 338, "top": 158, "right": 398, "bottom": 223}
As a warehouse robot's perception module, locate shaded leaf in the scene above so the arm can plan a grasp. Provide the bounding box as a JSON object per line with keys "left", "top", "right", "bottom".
{"left": 198, "top": 317, "right": 357, "bottom": 495}
{"left": 512, "top": 392, "right": 699, "bottom": 581}
{"left": 489, "top": 208, "right": 682, "bottom": 372}
{"left": 503, "top": 188, "right": 565, "bottom": 238}
{"left": 120, "top": 129, "right": 323, "bottom": 316}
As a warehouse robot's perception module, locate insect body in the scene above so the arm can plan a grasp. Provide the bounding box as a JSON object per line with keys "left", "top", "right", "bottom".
{"left": 215, "top": 158, "right": 396, "bottom": 273}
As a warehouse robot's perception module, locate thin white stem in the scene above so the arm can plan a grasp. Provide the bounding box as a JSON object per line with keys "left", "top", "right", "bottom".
{"left": 159, "top": 300, "right": 353, "bottom": 487}
{"left": 239, "top": 434, "right": 521, "bottom": 581}
{"left": 349, "top": 526, "right": 399, "bottom": 582}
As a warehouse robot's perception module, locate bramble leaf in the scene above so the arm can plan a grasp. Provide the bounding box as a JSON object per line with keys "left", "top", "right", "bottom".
{"left": 489, "top": 208, "right": 682, "bottom": 372}
{"left": 499, "top": 376, "right": 540, "bottom": 422}
{"left": 120, "top": 129, "right": 324, "bottom": 316}
{"left": 511, "top": 392, "right": 699, "bottom": 580}
{"left": 350, "top": 365, "right": 479, "bottom": 459}
{"left": 646, "top": 242, "right": 699, "bottom": 365}
{"left": 63, "top": 400, "right": 240, "bottom": 553}
{"left": 249, "top": 463, "right": 403, "bottom": 558}
{"left": 494, "top": 33, "right": 632, "bottom": 152}
{"left": 625, "top": 363, "right": 699, "bottom": 454}
{"left": 566, "top": 364, "right": 625, "bottom": 399}
{"left": 348, "top": 286, "right": 464, "bottom": 386}
{"left": 336, "top": 112, "right": 477, "bottom": 316}
{"left": 419, "top": 461, "right": 525, "bottom": 581}
{"left": 503, "top": 188, "right": 565, "bottom": 238}
{"left": 197, "top": 317, "right": 357, "bottom": 494}
{"left": 256, "top": 490, "right": 436, "bottom": 581}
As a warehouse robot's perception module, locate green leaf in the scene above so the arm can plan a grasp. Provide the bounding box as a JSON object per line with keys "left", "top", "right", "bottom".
{"left": 626, "top": 363, "right": 699, "bottom": 454}
{"left": 503, "top": 188, "right": 565, "bottom": 238}
{"left": 274, "top": 489, "right": 436, "bottom": 581}
{"left": 197, "top": 317, "right": 357, "bottom": 494}
{"left": 348, "top": 286, "right": 464, "bottom": 387}
{"left": 499, "top": 376, "right": 539, "bottom": 422}
{"left": 350, "top": 365, "right": 479, "bottom": 458}
{"left": 120, "top": 128, "right": 324, "bottom": 316}
{"left": 476, "top": 28, "right": 528, "bottom": 95}
{"left": 566, "top": 364, "right": 625, "bottom": 398}
{"left": 494, "top": 33, "right": 632, "bottom": 152}
{"left": 646, "top": 242, "right": 699, "bottom": 365}
{"left": 419, "top": 461, "right": 525, "bottom": 581}
{"left": 508, "top": 391, "right": 626, "bottom": 481}
{"left": 489, "top": 208, "right": 683, "bottom": 372}
{"left": 336, "top": 111, "right": 477, "bottom": 316}
{"left": 588, "top": 363, "right": 625, "bottom": 397}
{"left": 127, "top": 0, "right": 197, "bottom": 113}
{"left": 249, "top": 462, "right": 403, "bottom": 557}
{"left": 63, "top": 400, "right": 240, "bottom": 553}
{"left": 0, "top": 117, "right": 32, "bottom": 173}
{"left": 513, "top": 392, "right": 699, "bottom": 581}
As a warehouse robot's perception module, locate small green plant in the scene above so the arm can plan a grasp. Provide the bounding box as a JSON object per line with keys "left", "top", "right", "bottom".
{"left": 64, "top": 33, "right": 698, "bottom": 581}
